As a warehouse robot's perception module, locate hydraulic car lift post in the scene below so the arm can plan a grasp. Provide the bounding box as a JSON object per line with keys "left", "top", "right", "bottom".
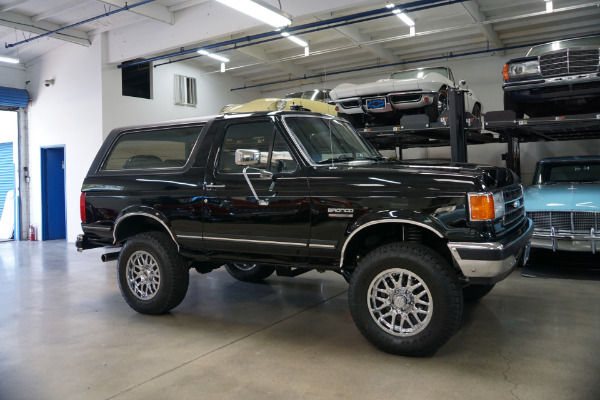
{"left": 449, "top": 88, "right": 467, "bottom": 163}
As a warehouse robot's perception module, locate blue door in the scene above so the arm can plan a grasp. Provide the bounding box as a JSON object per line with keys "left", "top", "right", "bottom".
{"left": 41, "top": 147, "right": 66, "bottom": 240}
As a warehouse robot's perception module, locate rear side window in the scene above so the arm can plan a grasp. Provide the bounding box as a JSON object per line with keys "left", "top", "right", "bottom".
{"left": 101, "top": 125, "right": 203, "bottom": 171}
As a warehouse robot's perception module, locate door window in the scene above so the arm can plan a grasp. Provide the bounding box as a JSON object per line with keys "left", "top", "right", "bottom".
{"left": 217, "top": 121, "right": 297, "bottom": 173}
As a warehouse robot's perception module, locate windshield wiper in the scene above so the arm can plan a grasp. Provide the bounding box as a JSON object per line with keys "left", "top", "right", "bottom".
{"left": 317, "top": 155, "right": 356, "bottom": 164}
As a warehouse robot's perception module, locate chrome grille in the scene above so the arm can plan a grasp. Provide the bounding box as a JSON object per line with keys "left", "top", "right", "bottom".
{"left": 527, "top": 211, "right": 600, "bottom": 233}
{"left": 539, "top": 49, "right": 600, "bottom": 76}
{"left": 503, "top": 185, "right": 525, "bottom": 227}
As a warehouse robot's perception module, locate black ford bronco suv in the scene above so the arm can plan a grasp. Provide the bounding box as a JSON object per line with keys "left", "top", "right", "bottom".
{"left": 77, "top": 111, "right": 532, "bottom": 357}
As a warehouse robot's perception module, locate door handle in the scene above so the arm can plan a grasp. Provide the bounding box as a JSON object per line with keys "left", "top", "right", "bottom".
{"left": 205, "top": 183, "right": 226, "bottom": 190}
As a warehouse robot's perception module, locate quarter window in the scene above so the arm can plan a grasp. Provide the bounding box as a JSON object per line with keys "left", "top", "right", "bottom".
{"left": 101, "top": 126, "right": 203, "bottom": 171}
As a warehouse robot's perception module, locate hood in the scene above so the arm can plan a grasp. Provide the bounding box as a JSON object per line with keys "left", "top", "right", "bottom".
{"left": 319, "top": 161, "right": 518, "bottom": 192}
{"left": 524, "top": 183, "right": 600, "bottom": 212}
{"left": 389, "top": 161, "right": 519, "bottom": 189}
{"left": 330, "top": 73, "right": 448, "bottom": 100}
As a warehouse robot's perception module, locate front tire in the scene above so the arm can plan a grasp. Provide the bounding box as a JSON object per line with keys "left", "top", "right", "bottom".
{"left": 348, "top": 242, "right": 463, "bottom": 357}
{"left": 117, "top": 231, "right": 189, "bottom": 315}
{"left": 224, "top": 263, "right": 276, "bottom": 283}
{"left": 424, "top": 88, "right": 448, "bottom": 123}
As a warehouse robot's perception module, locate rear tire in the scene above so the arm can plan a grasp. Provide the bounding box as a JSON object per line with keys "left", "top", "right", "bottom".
{"left": 225, "top": 263, "right": 276, "bottom": 283}
{"left": 348, "top": 242, "right": 463, "bottom": 357}
{"left": 117, "top": 231, "right": 189, "bottom": 315}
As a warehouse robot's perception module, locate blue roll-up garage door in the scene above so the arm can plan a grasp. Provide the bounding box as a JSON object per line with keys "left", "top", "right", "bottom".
{"left": 0, "top": 86, "right": 29, "bottom": 110}
{"left": 0, "top": 143, "right": 14, "bottom": 215}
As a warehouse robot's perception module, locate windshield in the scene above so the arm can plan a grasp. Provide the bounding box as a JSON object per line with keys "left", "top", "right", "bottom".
{"left": 282, "top": 116, "right": 382, "bottom": 165}
{"left": 532, "top": 161, "right": 600, "bottom": 184}
{"left": 389, "top": 67, "right": 449, "bottom": 80}
{"left": 527, "top": 36, "right": 600, "bottom": 56}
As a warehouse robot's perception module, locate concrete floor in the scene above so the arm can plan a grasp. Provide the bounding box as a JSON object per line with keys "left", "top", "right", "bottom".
{"left": 1, "top": 240, "right": 599, "bottom": 400}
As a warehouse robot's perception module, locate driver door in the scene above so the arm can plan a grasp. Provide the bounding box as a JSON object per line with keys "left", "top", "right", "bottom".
{"left": 202, "top": 118, "right": 311, "bottom": 265}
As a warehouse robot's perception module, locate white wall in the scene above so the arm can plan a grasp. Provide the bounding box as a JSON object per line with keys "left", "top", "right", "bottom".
{"left": 0, "top": 65, "right": 26, "bottom": 89}
{"left": 26, "top": 39, "right": 104, "bottom": 243}
{"left": 101, "top": 55, "right": 261, "bottom": 137}
{"left": 20, "top": 33, "right": 262, "bottom": 242}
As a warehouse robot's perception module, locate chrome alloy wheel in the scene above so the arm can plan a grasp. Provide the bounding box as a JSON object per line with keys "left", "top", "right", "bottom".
{"left": 127, "top": 250, "right": 161, "bottom": 300}
{"left": 367, "top": 268, "right": 433, "bottom": 336}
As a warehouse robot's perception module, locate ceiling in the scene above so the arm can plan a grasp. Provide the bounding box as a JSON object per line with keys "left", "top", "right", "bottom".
{"left": 1, "top": 0, "right": 599, "bottom": 93}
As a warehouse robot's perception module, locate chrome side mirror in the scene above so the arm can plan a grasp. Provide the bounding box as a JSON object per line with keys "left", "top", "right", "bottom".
{"left": 235, "top": 149, "right": 261, "bottom": 166}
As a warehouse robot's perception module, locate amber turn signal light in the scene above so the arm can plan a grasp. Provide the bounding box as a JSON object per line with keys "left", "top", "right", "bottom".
{"left": 469, "top": 194, "right": 495, "bottom": 220}
{"left": 502, "top": 64, "right": 509, "bottom": 81}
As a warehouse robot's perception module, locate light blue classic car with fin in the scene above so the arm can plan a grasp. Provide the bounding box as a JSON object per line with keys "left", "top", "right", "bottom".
{"left": 525, "top": 156, "right": 600, "bottom": 253}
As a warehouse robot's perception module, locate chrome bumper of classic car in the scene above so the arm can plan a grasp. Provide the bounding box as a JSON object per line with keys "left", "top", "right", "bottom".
{"left": 336, "top": 90, "right": 436, "bottom": 114}
{"left": 527, "top": 211, "right": 600, "bottom": 253}
{"left": 503, "top": 73, "right": 600, "bottom": 92}
{"left": 448, "top": 219, "right": 533, "bottom": 283}
{"left": 531, "top": 228, "right": 599, "bottom": 253}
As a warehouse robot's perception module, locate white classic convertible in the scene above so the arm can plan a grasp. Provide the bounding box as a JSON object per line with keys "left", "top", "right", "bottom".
{"left": 330, "top": 66, "right": 481, "bottom": 127}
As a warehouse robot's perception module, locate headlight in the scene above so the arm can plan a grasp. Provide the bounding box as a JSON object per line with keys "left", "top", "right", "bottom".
{"left": 503, "top": 60, "right": 539, "bottom": 80}
{"left": 276, "top": 99, "right": 287, "bottom": 110}
{"left": 468, "top": 191, "right": 505, "bottom": 221}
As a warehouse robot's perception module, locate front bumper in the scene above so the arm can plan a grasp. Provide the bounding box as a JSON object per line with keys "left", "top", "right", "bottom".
{"left": 448, "top": 219, "right": 534, "bottom": 284}
{"left": 336, "top": 90, "right": 436, "bottom": 114}
{"left": 503, "top": 73, "right": 600, "bottom": 102}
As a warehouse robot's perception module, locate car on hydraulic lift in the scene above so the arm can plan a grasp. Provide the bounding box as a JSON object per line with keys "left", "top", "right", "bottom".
{"left": 329, "top": 66, "right": 482, "bottom": 128}
{"left": 502, "top": 35, "right": 600, "bottom": 118}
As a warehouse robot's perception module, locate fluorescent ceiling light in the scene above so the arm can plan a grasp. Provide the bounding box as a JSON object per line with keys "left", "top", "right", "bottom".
{"left": 198, "top": 49, "right": 230, "bottom": 62}
{"left": 281, "top": 32, "right": 308, "bottom": 47}
{"left": 0, "top": 56, "right": 19, "bottom": 64}
{"left": 393, "top": 9, "right": 415, "bottom": 26}
{"left": 215, "top": 0, "right": 291, "bottom": 28}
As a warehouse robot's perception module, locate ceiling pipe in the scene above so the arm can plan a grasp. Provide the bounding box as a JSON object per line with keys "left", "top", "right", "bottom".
{"left": 153, "top": 0, "right": 467, "bottom": 68}
{"left": 4, "top": 0, "right": 156, "bottom": 48}
{"left": 228, "top": 33, "right": 600, "bottom": 91}
{"left": 118, "top": 0, "right": 465, "bottom": 69}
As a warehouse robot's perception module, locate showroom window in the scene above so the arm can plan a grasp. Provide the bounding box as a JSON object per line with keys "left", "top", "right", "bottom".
{"left": 100, "top": 125, "right": 203, "bottom": 171}
{"left": 174, "top": 75, "right": 197, "bottom": 106}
